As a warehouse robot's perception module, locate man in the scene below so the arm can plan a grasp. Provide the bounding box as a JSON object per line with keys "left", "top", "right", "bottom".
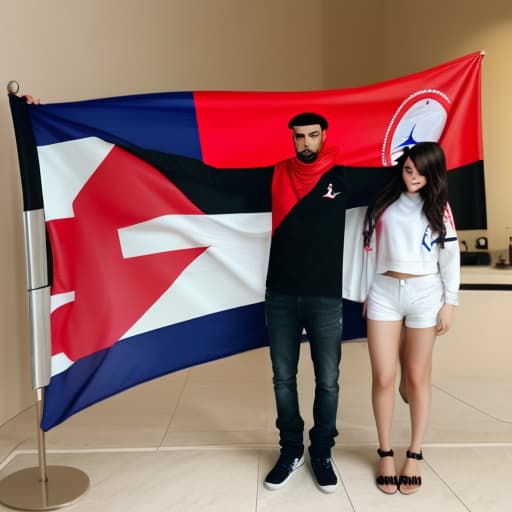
{"left": 263, "top": 113, "right": 393, "bottom": 493}
{"left": 263, "top": 113, "right": 342, "bottom": 493}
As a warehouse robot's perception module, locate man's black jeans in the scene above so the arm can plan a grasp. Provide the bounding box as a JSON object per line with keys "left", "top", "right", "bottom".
{"left": 265, "top": 290, "right": 343, "bottom": 459}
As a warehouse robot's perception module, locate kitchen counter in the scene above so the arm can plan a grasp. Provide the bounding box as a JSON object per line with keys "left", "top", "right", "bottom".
{"left": 461, "top": 265, "right": 512, "bottom": 289}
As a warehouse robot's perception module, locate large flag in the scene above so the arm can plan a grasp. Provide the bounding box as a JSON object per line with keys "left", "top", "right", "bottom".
{"left": 9, "top": 51, "right": 485, "bottom": 431}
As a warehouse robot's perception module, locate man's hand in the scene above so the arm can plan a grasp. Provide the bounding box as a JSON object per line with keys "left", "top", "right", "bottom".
{"left": 22, "top": 94, "right": 40, "bottom": 105}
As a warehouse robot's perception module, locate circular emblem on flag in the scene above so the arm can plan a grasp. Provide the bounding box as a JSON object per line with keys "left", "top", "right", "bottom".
{"left": 382, "top": 89, "right": 450, "bottom": 166}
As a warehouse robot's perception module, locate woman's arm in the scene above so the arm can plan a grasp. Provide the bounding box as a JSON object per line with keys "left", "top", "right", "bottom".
{"left": 438, "top": 203, "right": 460, "bottom": 306}
{"left": 437, "top": 203, "right": 460, "bottom": 335}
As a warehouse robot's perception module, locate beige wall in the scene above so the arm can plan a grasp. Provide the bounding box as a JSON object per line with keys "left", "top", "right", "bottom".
{"left": 324, "top": 0, "right": 385, "bottom": 87}
{"left": 1, "top": 0, "right": 511, "bottom": 426}
{"left": 373, "top": 0, "right": 512, "bottom": 256}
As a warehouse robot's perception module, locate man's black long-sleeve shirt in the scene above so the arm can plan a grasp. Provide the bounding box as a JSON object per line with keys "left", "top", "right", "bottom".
{"left": 127, "top": 147, "right": 393, "bottom": 298}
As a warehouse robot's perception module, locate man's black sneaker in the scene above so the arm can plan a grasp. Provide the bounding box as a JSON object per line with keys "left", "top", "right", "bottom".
{"left": 310, "top": 457, "right": 338, "bottom": 493}
{"left": 264, "top": 454, "right": 305, "bottom": 490}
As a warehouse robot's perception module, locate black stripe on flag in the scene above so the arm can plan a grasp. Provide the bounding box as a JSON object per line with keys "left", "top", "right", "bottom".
{"left": 447, "top": 161, "right": 487, "bottom": 230}
{"left": 124, "top": 145, "right": 274, "bottom": 214}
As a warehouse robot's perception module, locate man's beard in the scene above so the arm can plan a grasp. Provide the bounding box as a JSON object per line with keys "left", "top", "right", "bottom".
{"left": 296, "top": 150, "right": 319, "bottom": 163}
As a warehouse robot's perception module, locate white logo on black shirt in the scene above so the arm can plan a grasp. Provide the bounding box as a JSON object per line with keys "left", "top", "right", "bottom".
{"left": 322, "top": 183, "right": 341, "bottom": 199}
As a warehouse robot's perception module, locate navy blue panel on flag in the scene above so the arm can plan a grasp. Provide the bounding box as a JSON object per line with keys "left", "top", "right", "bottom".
{"left": 29, "top": 92, "right": 203, "bottom": 160}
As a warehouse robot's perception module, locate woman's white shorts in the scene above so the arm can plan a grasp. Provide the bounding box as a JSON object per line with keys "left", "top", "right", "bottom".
{"left": 367, "top": 273, "right": 444, "bottom": 328}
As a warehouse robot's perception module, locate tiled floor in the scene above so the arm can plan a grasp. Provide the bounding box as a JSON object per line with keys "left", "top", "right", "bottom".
{"left": 1, "top": 340, "right": 511, "bottom": 511}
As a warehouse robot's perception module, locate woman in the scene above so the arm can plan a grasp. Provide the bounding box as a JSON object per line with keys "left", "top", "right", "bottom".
{"left": 362, "top": 142, "right": 460, "bottom": 495}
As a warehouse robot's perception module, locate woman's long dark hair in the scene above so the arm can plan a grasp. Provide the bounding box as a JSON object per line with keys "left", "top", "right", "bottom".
{"left": 363, "top": 141, "right": 449, "bottom": 248}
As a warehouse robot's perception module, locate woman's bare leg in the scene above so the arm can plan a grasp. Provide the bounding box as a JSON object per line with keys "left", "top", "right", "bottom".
{"left": 367, "top": 319, "right": 403, "bottom": 493}
{"left": 400, "top": 325, "right": 436, "bottom": 494}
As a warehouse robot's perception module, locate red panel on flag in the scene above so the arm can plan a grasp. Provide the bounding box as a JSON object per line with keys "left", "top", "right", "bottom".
{"left": 194, "top": 52, "right": 482, "bottom": 171}
{"left": 48, "top": 146, "right": 207, "bottom": 361}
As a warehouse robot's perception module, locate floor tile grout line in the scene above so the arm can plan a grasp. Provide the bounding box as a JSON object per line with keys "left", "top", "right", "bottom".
{"left": 421, "top": 442, "right": 512, "bottom": 448}
{"left": 158, "top": 444, "right": 274, "bottom": 451}
{"left": 423, "top": 458, "right": 472, "bottom": 512}
{"left": 333, "top": 458, "right": 357, "bottom": 512}
{"left": 0, "top": 439, "right": 32, "bottom": 472}
{"left": 433, "top": 383, "right": 512, "bottom": 424}
{"left": 156, "top": 369, "right": 192, "bottom": 450}
{"left": 0, "top": 448, "right": 22, "bottom": 472}
{"left": 4, "top": 441, "right": 512, "bottom": 461}
{"left": 254, "top": 451, "right": 262, "bottom": 512}
{"left": 0, "top": 404, "right": 36, "bottom": 431}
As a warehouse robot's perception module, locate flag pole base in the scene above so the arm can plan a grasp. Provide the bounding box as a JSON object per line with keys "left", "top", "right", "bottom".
{"left": 0, "top": 465, "right": 89, "bottom": 511}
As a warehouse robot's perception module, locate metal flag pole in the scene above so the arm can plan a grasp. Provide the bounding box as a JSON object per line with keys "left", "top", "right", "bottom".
{"left": 0, "top": 81, "right": 89, "bottom": 511}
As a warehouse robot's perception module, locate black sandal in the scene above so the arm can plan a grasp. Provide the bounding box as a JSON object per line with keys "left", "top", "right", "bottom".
{"left": 376, "top": 448, "right": 398, "bottom": 495}
{"left": 398, "top": 450, "right": 423, "bottom": 495}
